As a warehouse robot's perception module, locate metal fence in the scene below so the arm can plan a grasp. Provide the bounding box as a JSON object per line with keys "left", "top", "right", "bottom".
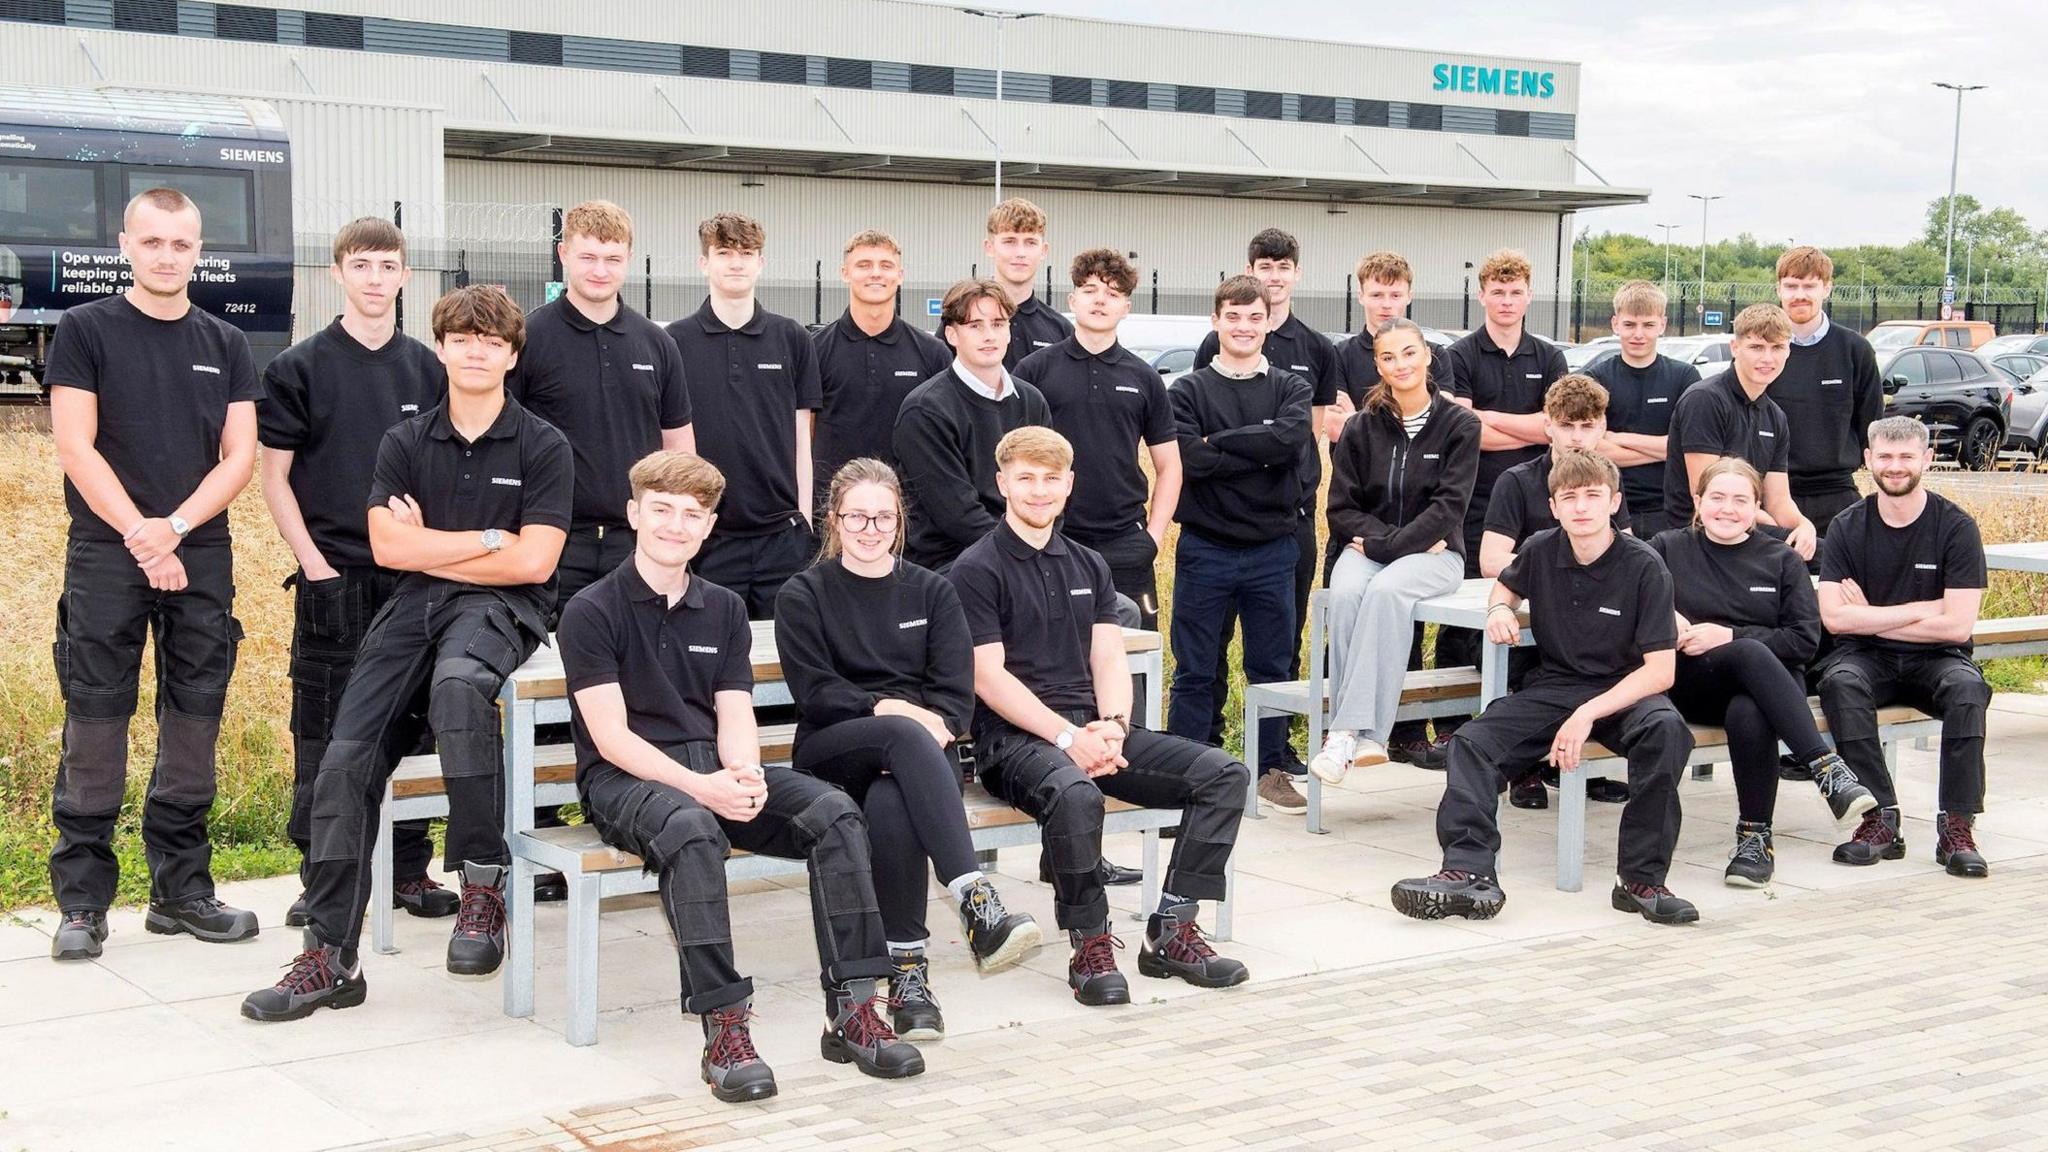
{"left": 1567, "top": 277, "right": 2042, "bottom": 342}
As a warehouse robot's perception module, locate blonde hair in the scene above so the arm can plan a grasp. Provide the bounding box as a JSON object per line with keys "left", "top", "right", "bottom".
{"left": 986, "top": 197, "right": 1047, "bottom": 236}
{"left": 843, "top": 229, "right": 901, "bottom": 258}
{"left": 818, "top": 458, "right": 905, "bottom": 562}
{"left": 995, "top": 425, "right": 1074, "bottom": 472}
{"left": 1612, "top": 279, "right": 1666, "bottom": 317}
{"left": 628, "top": 451, "right": 725, "bottom": 509}
{"left": 563, "top": 200, "right": 633, "bottom": 247}
{"left": 1355, "top": 250, "right": 1414, "bottom": 287}
{"left": 1733, "top": 303, "right": 1793, "bottom": 344}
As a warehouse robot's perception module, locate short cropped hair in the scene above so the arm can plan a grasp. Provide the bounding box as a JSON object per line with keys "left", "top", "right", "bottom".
{"left": 1776, "top": 245, "right": 1834, "bottom": 284}
{"left": 563, "top": 200, "right": 633, "bottom": 247}
{"left": 1070, "top": 248, "right": 1138, "bottom": 295}
{"left": 843, "top": 228, "right": 901, "bottom": 257}
{"left": 940, "top": 278, "right": 1015, "bottom": 329}
{"left": 124, "top": 186, "right": 197, "bottom": 229}
{"left": 1213, "top": 274, "right": 1269, "bottom": 315}
{"left": 1546, "top": 448, "right": 1620, "bottom": 496}
{"left": 699, "top": 212, "right": 765, "bottom": 253}
{"left": 1477, "top": 248, "right": 1533, "bottom": 287}
{"left": 1733, "top": 303, "right": 1793, "bottom": 344}
{"left": 986, "top": 198, "right": 1047, "bottom": 236}
{"left": 1247, "top": 228, "right": 1300, "bottom": 265}
{"left": 1867, "top": 415, "right": 1931, "bottom": 449}
{"left": 995, "top": 425, "right": 1074, "bottom": 472}
{"left": 629, "top": 451, "right": 725, "bottom": 509}
{"left": 1545, "top": 375, "right": 1609, "bottom": 424}
{"left": 332, "top": 216, "right": 407, "bottom": 266}
{"left": 1355, "top": 251, "right": 1413, "bottom": 287}
{"left": 1612, "top": 279, "right": 1667, "bottom": 317}
{"left": 431, "top": 285, "right": 525, "bottom": 353}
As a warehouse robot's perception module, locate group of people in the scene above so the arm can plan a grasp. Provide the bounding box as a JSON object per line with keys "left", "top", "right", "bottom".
{"left": 38, "top": 185, "right": 1996, "bottom": 1105}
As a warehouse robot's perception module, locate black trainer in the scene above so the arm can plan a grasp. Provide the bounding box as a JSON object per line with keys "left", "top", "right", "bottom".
{"left": 1038, "top": 854, "right": 1142, "bottom": 887}
{"left": 145, "top": 896, "right": 259, "bottom": 943}
{"left": 887, "top": 950, "right": 944, "bottom": 1041}
{"left": 1936, "top": 812, "right": 1989, "bottom": 878}
{"left": 958, "top": 878, "right": 1041, "bottom": 973}
{"left": 533, "top": 871, "right": 568, "bottom": 903}
{"left": 394, "top": 876, "right": 460, "bottom": 918}
{"left": 1810, "top": 752, "right": 1878, "bottom": 824}
{"left": 1068, "top": 930, "right": 1130, "bottom": 1006}
{"left": 240, "top": 944, "right": 365, "bottom": 1021}
{"left": 446, "top": 863, "right": 507, "bottom": 976}
{"left": 1777, "top": 752, "right": 1814, "bottom": 782}
{"left": 1392, "top": 869, "right": 1506, "bottom": 921}
{"left": 821, "top": 978, "right": 925, "bottom": 1079}
{"left": 1610, "top": 880, "right": 1699, "bottom": 924}
{"left": 1833, "top": 806, "right": 1904, "bottom": 866}
{"left": 1138, "top": 901, "right": 1248, "bottom": 988}
{"left": 1585, "top": 777, "right": 1630, "bottom": 804}
{"left": 1387, "top": 735, "right": 1447, "bottom": 770}
{"left": 285, "top": 891, "right": 310, "bottom": 928}
{"left": 51, "top": 910, "right": 108, "bottom": 961}
{"left": 1508, "top": 771, "right": 1548, "bottom": 810}
{"left": 700, "top": 1000, "right": 778, "bottom": 1103}
{"left": 1724, "top": 821, "right": 1774, "bottom": 888}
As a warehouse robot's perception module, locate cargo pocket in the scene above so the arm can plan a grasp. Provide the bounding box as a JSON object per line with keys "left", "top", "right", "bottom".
{"left": 293, "top": 573, "right": 349, "bottom": 643}
{"left": 461, "top": 608, "right": 526, "bottom": 681}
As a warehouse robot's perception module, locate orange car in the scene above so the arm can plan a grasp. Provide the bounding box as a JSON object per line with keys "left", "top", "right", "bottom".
{"left": 1867, "top": 319, "right": 1998, "bottom": 351}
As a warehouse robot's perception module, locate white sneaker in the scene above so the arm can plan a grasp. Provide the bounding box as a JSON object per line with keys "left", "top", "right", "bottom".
{"left": 1352, "top": 738, "right": 1389, "bottom": 768}
{"left": 1310, "top": 732, "right": 1358, "bottom": 784}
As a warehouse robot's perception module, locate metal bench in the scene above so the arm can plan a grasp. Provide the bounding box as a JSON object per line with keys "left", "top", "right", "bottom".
{"left": 1973, "top": 614, "right": 2048, "bottom": 661}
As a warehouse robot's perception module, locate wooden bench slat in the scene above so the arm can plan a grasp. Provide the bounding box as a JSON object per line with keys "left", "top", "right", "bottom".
{"left": 1578, "top": 704, "right": 1930, "bottom": 762}
{"left": 395, "top": 726, "right": 796, "bottom": 801}
{"left": 1976, "top": 615, "right": 2048, "bottom": 645}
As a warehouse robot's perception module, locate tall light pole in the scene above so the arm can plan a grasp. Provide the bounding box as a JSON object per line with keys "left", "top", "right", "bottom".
{"left": 962, "top": 8, "right": 1039, "bottom": 204}
{"left": 1689, "top": 193, "right": 1722, "bottom": 323}
{"left": 1656, "top": 222, "right": 1681, "bottom": 293}
{"left": 1934, "top": 82, "right": 1986, "bottom": 292}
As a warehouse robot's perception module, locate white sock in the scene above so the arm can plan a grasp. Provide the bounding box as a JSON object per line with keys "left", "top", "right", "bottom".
{"left": 946, "top": 870, "right": 985, "bottom": 902}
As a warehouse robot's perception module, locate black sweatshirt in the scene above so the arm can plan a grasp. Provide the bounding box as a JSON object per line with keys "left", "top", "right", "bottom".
{"left": 1196, "top": 312, "right": 1339, "bottom": 513}
{"left": 1170, "top": 363, "right": 1312, "bottom": 547}
{"left": 1326, "top": 389, "right": 1481, "bottom": 562}
{"left": 774, "top": 559, "right": 976, "bottom": 747}
{"left": 1773, "top": 321, "right": 1884, "bottom": 493}
{"left": 893, "top": 368, "right": 1051, "bottom": 570}
{"left": 1650, "top": 527, "right": 1820, "bottom": 668}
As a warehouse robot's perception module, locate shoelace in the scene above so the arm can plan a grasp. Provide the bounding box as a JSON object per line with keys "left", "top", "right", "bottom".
{"left": 1433, "top": 869, "right": 1477, "bottom": 883}
{"left": 394, "top": 877, "right": 446, "bottom": 898}
{"left": 455, "top": 885, "right": 505, "bottom": 936}
{"left": 1941, "top": 815, "right": 1979, "bottom": 853}
{"left": 707, "top": 1006, "right": 763, "bottom": 1066}
{"left": 1073, "top": 932, "right": 1124, "bottom": 977}
{"left": 1624, "top": 882, "right": 1677, "bottom": 901}
{"left": 966, "top": 884, "right": 1011, "bottom": 933}
{"left": 837, "top": 997, "right": 900, "bottom": 1048}
{"left": 1165, "top": 920, "right": 1218, "bottom": 964}
{"left": 890, "top": 958, "right": 933, "bottom": 1006}
{"left": 275, "top": 948, "right": 339, "bottom": 994}
{"left": 1850, "top": 811, "right": 1896, "bottom": 846}
{"left": 1814, "top": 759, "right": 1861, "bottom": 798}
{"left": 62, "top": 911, "right": 98, "bottom": 929}
{"left": 1730, "top": 831, "right": 1770, "bottom": 865}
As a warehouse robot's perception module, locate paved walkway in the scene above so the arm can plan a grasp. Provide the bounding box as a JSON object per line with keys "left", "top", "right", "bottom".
{"left": 6, "top": 695, "right": 2048, "bottom": 1151}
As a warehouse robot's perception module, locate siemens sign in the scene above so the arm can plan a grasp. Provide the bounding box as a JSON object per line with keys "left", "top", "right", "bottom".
{"left": 1431, "top": 63, "right": 1556, "bottom": 100}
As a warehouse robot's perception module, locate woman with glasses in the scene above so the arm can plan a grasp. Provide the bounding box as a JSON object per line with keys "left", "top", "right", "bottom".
{"left": 774, "top": 457, "right": 1041, "bottom": 1044}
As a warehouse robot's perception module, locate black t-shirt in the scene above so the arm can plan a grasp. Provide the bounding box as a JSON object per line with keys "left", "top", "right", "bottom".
{"left": 1483, "top": 454, "right": 1633, "bottom": 546}
{"left": 948, "top": 520, "right": 1119, "bottom": 734}
{"left": 1015, "top": 337, "right": 1175, "bottom": 543}
{"left": 1588, "top": 353, "right": 1698, "bottom": 516}
{"left": 1775, "top": 322, "right": 1884, "bottom": 493}
{"left": 1334, "top": 330, "right": 1454, "bottom": 408}
{"left": 774, "top": 559, "right": 975, "bottom": 747}
{"left": 1818, "top": 493, "right": 1987, "bottom": 656}
{"left": 667, "top": 300, "right": 823, "bottom": 534}
{"left": 508, "top": 296, "right": 692, "bottom": 530}
{"left": 558, "top": 563, "right": 753, "bottom": 787}
{"left": 810, "top": 310, "right": 952, "bottom": 492}
{"left": 1650, "top": 527, "right": 1819, "bottom": 669}
{"left": 1445, "top": 326, "right": 1570, "bottom": 540}
{"left": 44, "top": 294, "right": 260, "bottom": 545}
{"left": 1499, "top": 528, "right": 1677, "bottom": 687}
{"left": 367, "top": 396, "right": 574, "bottom": 637}
{"left": 893, "top": 368, "right": 1052, "bottom": 571}
{"left": 1196, "top": 311, "right": 1339, "bottom": 512}
{"left": 1662, "top": 371, "right": 1791, "bottom": 527}
{"left": 259, "top": 320, "right": 445, "bottom": 569}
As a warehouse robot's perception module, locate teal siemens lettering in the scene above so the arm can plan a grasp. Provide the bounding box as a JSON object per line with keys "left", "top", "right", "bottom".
{"left": 1430, "top": 63, "right": 1555, "bottom": 100}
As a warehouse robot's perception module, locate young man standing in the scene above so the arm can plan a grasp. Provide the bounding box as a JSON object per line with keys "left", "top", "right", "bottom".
{"left": 241, "top": 286, "right": 572, "bottom": 1017}
{"left": 966, "top": 197, "right": 1073, "bottom": 372}
{"left": 1169, "top": 276, "right": 1315, "bottom": 813}
{"left": 811, "top": 229, "right": 952, "bottom": 495}
{"left": 260, "top": 217, "right": 456, "bottom": 927}
{"left": 1587, "top": 280, "right": 1698, "bottom": 537}
{"left": 1772, "top": 247, "right": 1884, "bottom": 553}
{"left": 952, "top": 427, "right": 1250, "bottom": 1005}
{"left": 1016, "top": 248, "right": 1182, "bottom": 629}
{"left": 1391, "top": 450, "right": 1699, "bottom": 926}
{"left": 895, "top": 279, "right": 1051, "bottom": 572}
{"left": 666, "top": 213, "right": 822, "bottom": 618}
{"left": 1817, "top": 417, "right": 1991, "bottom": 877}
{"left": 560, "top": 451, "right": 923, "bottom": 1100}
{"left": 46, "top": 187, "right": 261, "bottom": 961}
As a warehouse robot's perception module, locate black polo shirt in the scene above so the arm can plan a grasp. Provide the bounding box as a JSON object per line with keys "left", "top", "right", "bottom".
{"left": 509, "top": 296, "right": 692, "bottom": 530}
{"left": 260, "top": 319, "right": 446, "bottom": 569}
{"left": 43, "top": 293, "right": 260, "bottom": 546}
{"left": 1015, "top": 337, "right": 1175, "bottom": 542}
{"left": 810, "top": 309, "right": 952, "bottom": 487}
{"left": 1446, "top": 326, "right": 1568, "bottom": 536}
{"left": 1587, "top": 353, "right": 1698, "bottom": 517}
{"left": 1004, "top": 295, "right": 1076, "bottom": 372}
{"left": 948, "top": 520, "right": 1119, "bottom": 735}
{"left": 1499, "top": 528, "right": 1676, "bottom": 688}
{"left": 1661, "top": 371, "right": 1791, "bottom": 527}
{"left": 1196, "top": 311, "right": 1339, "bottom": 511}
{"left": 1483, "top": 453, "right": 1633, "bottom": 546}
{"left": 367, "top": 395, "right": 574, "bottom": 636}
{"left": 667, "top": 299, "right": 823, "bottom": 534}
{"left": 558, "top": 562, "right": 753, "bottom": 786}
{"left": 1334, "top": 330, "right": 1454, "bottom": 408}
{"left": 1819, "top": 492, "right": 1987, "bottom": 656}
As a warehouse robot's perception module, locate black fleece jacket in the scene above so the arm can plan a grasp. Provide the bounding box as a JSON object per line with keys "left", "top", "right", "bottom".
{"left": 1327, "top": 389, "right": 1482, "bottom": 563}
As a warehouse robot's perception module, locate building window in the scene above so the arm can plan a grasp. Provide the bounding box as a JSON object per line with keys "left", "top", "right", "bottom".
{"left": 0, "top": 0, "right": 64, "bottom": 23}
{"left": 679, "top": 44, "right": 728, "bottom": 78}
{"left": 213, "top": 4, "right": 276, "bottom": 41}
{"left": 824, "top": 57, "right": 871, "bottom": 89}
{"left": 1105, "top": 79, "right": 1148, "bottom": 109}
{"left": 758, "top": 51, "right": 808, "bottom": 85}
{"left": 1243, "top": 90, "right": 1283, "bottom": 120}
{"left": 1354, "top": 99, "right": 1390, "bottom": 127}
{"left": 1298, "top": 94, "right": 1336, "bottom": 123}
{"left": 909, "top": 63, "right": 953, "bottom": 95}
{"left": 112, "top": 0, "right": 176, "bottom": 34}
{"left": 303, "top": 11, "right": 364, "bottom": 50}
{"left": 1406, "top": 102, "right": 1443, "bottom": 131}
{"left": 1496, "top": 109, "right": 1531, "bottom": 137}
{"left": 1048, "top": 75, "right": 1092, "bottom": 105}
{"left": 508, "top": 30, "right": 562, "bottom": 66}
{"left": 1176, "top": 85, "right": 1216, "bottom": 114}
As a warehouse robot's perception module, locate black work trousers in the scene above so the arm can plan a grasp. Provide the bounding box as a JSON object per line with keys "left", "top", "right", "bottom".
{"left": 580, "top": 743, "right": 892, "bottom": 1015}
{"left": 1433, "top": 544, "right": 1489, "bottom": 735}
{"left": 50, "top": 539, "right": 241, "bottom": 912}
{"left": 550, "top": 523, "right": 636, "bottom": 628}
{"left": 1073, "top": 524, "right": 1161, "bottom": 631}
{"left": 304, "top": 585, "right": 538, "bottom": 951}
{"left": 1667, "top": 639, "right": 1825, "bottom": 825}
{"left": 978, "top": 711, "right": 1247, "bottom": 932}
{"left": 1439, "top": 677, "right": 1693, "bottom": 886}
{"left": 1816, "top": 644, "right": 1988, "bottom": 814}
{"left": 693, "top": 517, "right": 815, "bottom": 619}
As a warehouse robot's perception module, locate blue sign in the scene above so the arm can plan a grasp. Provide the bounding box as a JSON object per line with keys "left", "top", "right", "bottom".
{"left": 1703, "top": 310, "right": 1724, "bottom": 327}
{"left": 926, "top": 297, "right": 943, "bottom": 317}
{"left": 1431, "top": 62, "right": 1556, "bottom": 100}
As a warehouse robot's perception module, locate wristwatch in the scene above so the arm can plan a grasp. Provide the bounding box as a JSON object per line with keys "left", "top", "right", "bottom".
{"left": 168, "top": 515, "right": 191, "bottom": 539}
{"left": 1054, "top": 725, "right": 1078, "bottom": 751}
{"left": 480, "top": 528, "right": 505, "bottom": 553}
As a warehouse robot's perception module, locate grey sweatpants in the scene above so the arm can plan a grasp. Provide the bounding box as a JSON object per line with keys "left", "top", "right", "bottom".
{"left": 1325, "top": 548, "right": 1465, "bottom": 741}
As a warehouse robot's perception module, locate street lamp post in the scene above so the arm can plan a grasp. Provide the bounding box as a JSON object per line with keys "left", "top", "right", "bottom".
{"left": 1934, "top": 82, "right": 1986, "bottom": 294}
{"left": 962, "top": 8, "right": 1040, "bottom": 203}
{"left": 1688, "top": 193, "right": 1722, "bottom": 326}
{"left": 1656, "top": 222, "right": 1681, "bottom": 294}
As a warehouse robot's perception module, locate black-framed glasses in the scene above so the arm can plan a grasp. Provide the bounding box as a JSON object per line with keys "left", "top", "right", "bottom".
{"left": 836, "top": 511, "right": 899, "bottom": 533}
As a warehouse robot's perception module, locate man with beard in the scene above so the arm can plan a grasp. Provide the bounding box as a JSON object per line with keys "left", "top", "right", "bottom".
{"left": 1771, "top": 247, "right": 1883, "bottom": 560}
{"left": 1816, "top": 416, "right": 1991, "bottom": 878}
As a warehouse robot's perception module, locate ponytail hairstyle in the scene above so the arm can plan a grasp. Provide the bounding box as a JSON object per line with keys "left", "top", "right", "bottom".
{"left": 817, "top": 457, "right": 907, "bottom": 563}
{"left": 1690, "top": 456, "right": 1765, "bottom": 529}
{"left": 1364, "top": 317, "right": 1432, "bottom": 418}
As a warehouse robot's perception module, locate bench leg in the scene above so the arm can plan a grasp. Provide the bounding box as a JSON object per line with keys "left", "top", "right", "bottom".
{"left": 1243, "top": 704, "right": 1264, "bottom": 820}
{"left": 976, "top": 848, "right": 1000, "bottom": 873}
{"left": 1143, "top": 651, "right": 1164, "bottom": 731}
{"left": 1556, "top": 769, "right": 1586, "bottom": 894}
{"left": 565, "top": 871, "right": 602, "bottom": 1047}
{"left": 1305, "top": 772, "right": 1328, "bottom": 836}
{"left": 1692, "top": 761, "right": 1715, "bottom": 781}
{"left": 371, "top": 784, "right": 397, "bottom": 955}
{"left": 1213, "top": 849, "right": 1235, "bottom": 943}
{"left": 505, "top": 852, "right": 537, "bottom": 1019}
{"left": 1140, "top": 829, "right": 1161, "bottom": 923}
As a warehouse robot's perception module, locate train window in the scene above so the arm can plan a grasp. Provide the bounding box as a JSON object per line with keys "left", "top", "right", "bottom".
{"left": 124, "top": 168, "right": 254, "bottom": 250}
{"left": 0, "top": 159, "right": 101, "bottom": 243}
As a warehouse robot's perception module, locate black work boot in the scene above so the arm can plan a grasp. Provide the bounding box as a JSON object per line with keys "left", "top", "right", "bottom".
{"left": 533, "top": 871, "right": 568, "bottom": 903}
{"left": 240, "top": 943, "right": 366, "bottom": 1021}
{"left": 1778, "top": 752, "right": 1814, "bottom": 782}
{"left": 700, "top": 1000, "right": 778, "bottom": 1103}
{"left": 1833, "top": 806, "right": 1904, "bottom": 866}
{"left": 1067, "top": 928, "right": 1129, "bottom": 1006}
{"left": 1611, "top": 880, "right": 1699, "bottom": 924}
{"left": 958, "top": 878, "right": 1042, "bottom": 973}
{"left": 1391, "top": 870, "right": 1506, "bottom": 921}
{"left": 1724, "top": 821, "right": 1775, "bottom": 888}
{"left": 1585, "top": 777, "right": 1631, "bottom": 804}
{"left": 1139, "top": 900, "right": 1248, "bottom": 988}
{"left": 446, "top": 863, "right": 507, "bottom": 976}
{"left": 821, "top": 978, "right": 925, "bottom": 1079}
{"left": 887, "top": 949, "right": 944, "bottom": 1041}
{"left": 1810, "top": 752, "right": 1878, "bottom": 824}
{"left": 285, "top": 891, "right": 310, "bottom": 928}
{"left": 1936, "top": 812, "right": 1989, "bottom": 878}
{"left": 1508, "top": 770, "right": 1548, "bottom": 810}
{"left": 1387, "top": 734, "right": 1447, "bottom": 769}
{"left": 51, "top": 910, "right": 108, "bottom": 961}
{"left": 394, "top": 875, "right": 460, "bottom": 918}
{"left": 145, "top": 896, "right": 260, "bottom": 943}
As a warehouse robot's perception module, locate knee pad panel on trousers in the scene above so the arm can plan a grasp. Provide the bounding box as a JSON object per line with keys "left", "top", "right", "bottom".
{"left": 1190, "top": 747, "right": 1252, "bottom": 814}
{"left": 1043, "top": 776, "right": 1107, "bottom": 876}
{"left": 429, "top": 657, "right": 503, "bottom": 779}
{"left": 53, "top": 716, "right": 132, "bottom": 817}
{"left": 795, "top": 790, "right": 879, "bottom": 914}
{"left": 308, "top": 741, "right": 378, "bottom": 863}
{"left": 642, "top": 799, "right": 730, "bottom": 873}
{"left": 1817, "top": 662, "right": 1874, "bottom": 707}
{"left": 150, "top": 707, "right": 222, "bottom": 807}
{"left": 1932, "top": 667, "right": 1990, "bottom": 739}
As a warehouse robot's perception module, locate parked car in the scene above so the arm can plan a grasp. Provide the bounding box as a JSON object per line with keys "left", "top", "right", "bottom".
{"left": 1131, "top": 345, "right": 1198, "bottom": 388}
{"left": 1563, "top": 343, "right": 1617, "bottom": 372}
{"left": 1990, "top": 352, "right": 2048, "bottom": 385}
{"left": 1654, "top": 334, "right": 1733, "bottom": 372}
{"left": 2001, "top": 365, "right": 2048, "bottom": 458}
{"left": 1867, "top": 319, "right": 1997, "bottom": 351}
{"left": 1879, "top": 346, "right": 2011, "bottom": 470}
{"left": 1978, "top": 333, "right": 2048, "bottom": 358}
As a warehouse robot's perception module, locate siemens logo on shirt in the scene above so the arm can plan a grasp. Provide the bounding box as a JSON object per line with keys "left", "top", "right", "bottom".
{"left": 1431, "top": 62, "right": 1556, "bottom": 100}
{"left": 898, "top": 618, "right": 928, "bottom": 630}
{"left": 1069, "top": 588, "right": 1092, "bottom": 596}
{"left": 688, "top": 644, "right": 720, "bottom": 654}
{"left": 192, "top": 364, "right": 221, "bottom": 375}
{"left": 490, "top": 477, "right": 522, "bottom": 486}
{"left": 632, "top": 363, "right": 656, "bottom": 371}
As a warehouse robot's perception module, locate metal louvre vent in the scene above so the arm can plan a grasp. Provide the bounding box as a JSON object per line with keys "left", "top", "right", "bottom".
{"left": 757, "top": 51, "right": 808, "bottom": 85}
{"left": 509, "top": 30, "right": 563, "bottom": 66}
{"left": 111, "top": 0, "right": 174, "bottom": 34}
{"left": 302, "top": 10, "right": 362, "bottom": 50}
{"left": 678, "top": 44, "right": 728, "bottom": 78}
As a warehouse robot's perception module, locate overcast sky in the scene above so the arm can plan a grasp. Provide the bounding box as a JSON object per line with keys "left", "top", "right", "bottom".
{"left": 994, "top": 0, "right": 2045, "bottom": 250}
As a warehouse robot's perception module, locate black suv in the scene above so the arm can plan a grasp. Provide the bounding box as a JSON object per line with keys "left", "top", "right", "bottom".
{"left": 1880, "top": 346, "right": 2012, "bottom": 470}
